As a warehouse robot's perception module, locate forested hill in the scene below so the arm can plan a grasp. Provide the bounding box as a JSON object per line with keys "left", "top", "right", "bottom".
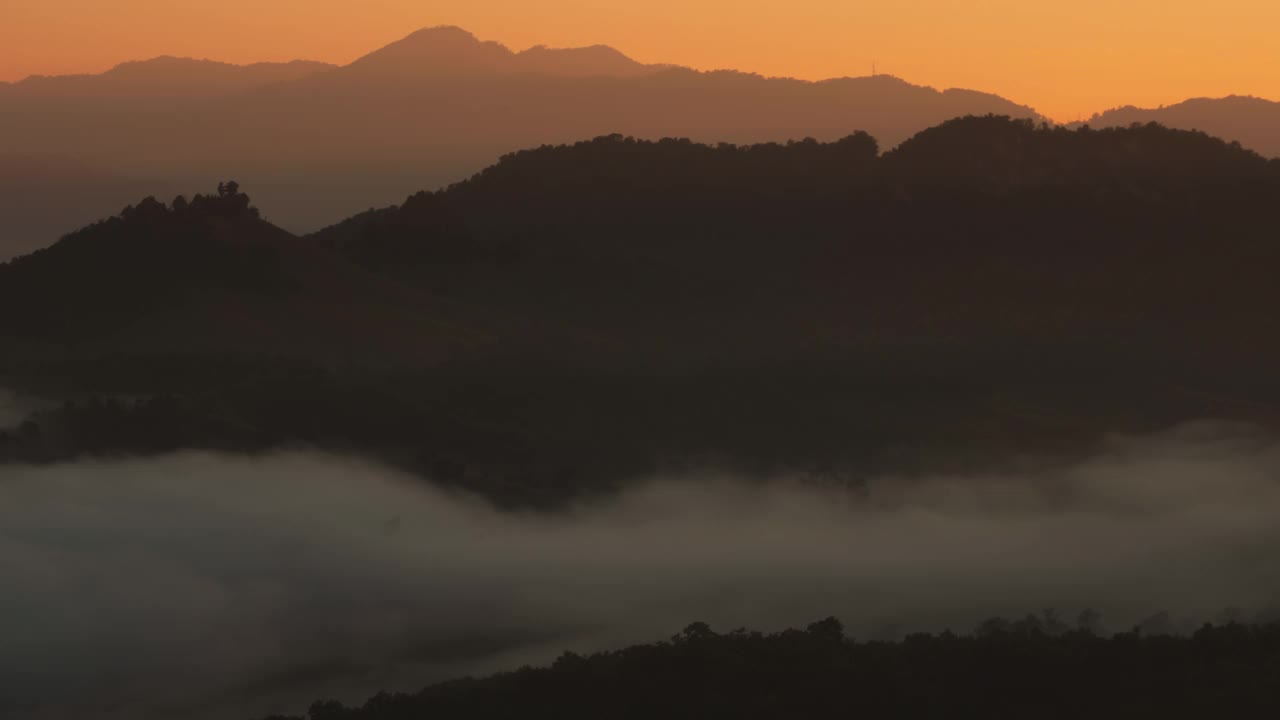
{"left": 312, "top": 117, "right": 1280, "bottom": 371}
{"left": 263, "top": 618, "right": 1280, "bottom": 720}
{"left": 0, "top": 183, "right": 472, "bottom": 362}
{"left": 3, "top": 117, "right": 1280, "bottom": 506}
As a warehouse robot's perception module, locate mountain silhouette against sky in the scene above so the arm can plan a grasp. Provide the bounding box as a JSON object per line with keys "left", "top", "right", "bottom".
{"left": 1077, "top": 95, "right": 1280, "bottom": 158}
{"left": 339, "top": 26, "right": 661, "bottom": 78}
{"left": 0, "top": 26, "right": 1041, "bottom": 260}
{"left": 0, "top": 56, "right": 335, "bottom": 101}
{"left": 5, "top": 26, "right": 1277, "bottom": 264}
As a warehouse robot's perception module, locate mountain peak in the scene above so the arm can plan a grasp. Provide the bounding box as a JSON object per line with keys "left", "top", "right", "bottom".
{"left": 402, "top": 25, "right": 482, "bottom": 43}
{"left": 346, "top": 26, "right": 515, "bottom": 75}
{"left": 344, "top": 27, "right": 664, "bottom": 79}
{"left": 514, "top": 44, "right": 653, "bottom": 77}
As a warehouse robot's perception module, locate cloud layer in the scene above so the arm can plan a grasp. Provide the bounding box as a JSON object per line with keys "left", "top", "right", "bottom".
{"left": 4, "top": 421, "right": 1280, "bottom": 718}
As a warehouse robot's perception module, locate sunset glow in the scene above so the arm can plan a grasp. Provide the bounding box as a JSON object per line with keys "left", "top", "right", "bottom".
{"left": 4, "top": 0, "right": 1279, "bottom": 121}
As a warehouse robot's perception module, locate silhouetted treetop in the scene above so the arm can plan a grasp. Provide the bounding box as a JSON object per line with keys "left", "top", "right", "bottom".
{"left": 321, "top": 118, "right": 1278, "bottom": 247}
{"left": 883, "top": 115, "right": 1275, "bottom": 191}
{"left": 453, "top": 132, "right": 880, "bottom": 195}
{"left": 0, "top": 182, "right": 279, "bottom": 337}
{"left": 311, "top": 117, "right": 1280, "bottom": 302}
{"left": 117, "top": 181, "right": 257, "bottom": 221}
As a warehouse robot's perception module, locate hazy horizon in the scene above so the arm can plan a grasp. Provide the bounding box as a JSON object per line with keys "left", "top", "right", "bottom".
{"left": 7, "top": 2, "right": 1280, "bottom": 121}
{"left": 4, "top": 22, "right": 1278, "bottom": 124}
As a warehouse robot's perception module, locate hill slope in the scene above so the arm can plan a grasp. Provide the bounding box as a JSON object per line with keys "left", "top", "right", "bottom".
{"left": 315, "top": 117, "right": 1280, "bottom": 369}
{"left": 0, "top": 185, "right": 473, "bottom": 363}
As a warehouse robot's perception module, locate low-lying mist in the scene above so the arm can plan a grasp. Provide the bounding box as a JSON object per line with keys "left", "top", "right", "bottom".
{"left": 4, "top": 421, "right": 1280, "bottom": 719}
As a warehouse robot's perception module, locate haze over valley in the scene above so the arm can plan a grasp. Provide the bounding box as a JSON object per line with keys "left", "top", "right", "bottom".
{"left": 9, "top": 423, "right": 1280, "bottom": 719}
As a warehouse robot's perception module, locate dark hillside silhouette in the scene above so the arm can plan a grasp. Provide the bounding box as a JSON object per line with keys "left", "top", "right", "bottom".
{"left": 3, "top": 118, "right": 1280, "bottom": 505}
{"left": 0, "top": 183, "right": 470, "bottom": 362}
{"left": 316, "top": 118, "right": 1280, "bottom": 370}
{"left": 883, "top": 115, "right": 1274, "bottom": 188}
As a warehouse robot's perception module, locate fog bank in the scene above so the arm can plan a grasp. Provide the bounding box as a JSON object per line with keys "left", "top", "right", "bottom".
{"left": 4, "top": 421, "right": 1280, "bottom": 718}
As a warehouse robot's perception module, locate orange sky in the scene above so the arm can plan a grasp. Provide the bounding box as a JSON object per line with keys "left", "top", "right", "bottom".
{"left": 3, "top": 0, "right": 1278, "bottom": 121}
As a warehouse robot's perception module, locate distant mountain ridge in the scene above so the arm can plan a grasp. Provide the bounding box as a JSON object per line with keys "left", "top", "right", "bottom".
{"left": 0, "top": 26, "right": 663, "bottom": 93}
{"left": 341, "top": 26, "right": 662, "bottom": 78}
{"left": 1075, "top": 95, "right": 1280, "bottom": 158}
{"left": 0, "top": 26, "right": 1044, "bottom": 260}
{"left": 0, "top": 56, "right": 336, "bottom": 100}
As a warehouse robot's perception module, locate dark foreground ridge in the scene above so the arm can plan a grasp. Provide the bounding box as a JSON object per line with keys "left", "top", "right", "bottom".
{"left": 3, "top": 117, "right": 1280, "bottom": 505}
{"left": 263, "top": 618, "right": 1280, "bottom": 719}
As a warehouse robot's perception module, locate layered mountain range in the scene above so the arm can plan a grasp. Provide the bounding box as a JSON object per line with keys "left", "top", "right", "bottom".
{"left": 0, "top": 26, "right": 1046, "bottom": 259}
{"left": 6, "top": 26, "right": 1277, "bottom": 263}
{"left": 1076, "top": 95, "right": 1280, "bottom": 158}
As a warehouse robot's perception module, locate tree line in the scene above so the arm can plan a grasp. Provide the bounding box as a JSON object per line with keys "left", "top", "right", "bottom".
{"left": 264, "top": 616, "right": 1280, "bottom": 719}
